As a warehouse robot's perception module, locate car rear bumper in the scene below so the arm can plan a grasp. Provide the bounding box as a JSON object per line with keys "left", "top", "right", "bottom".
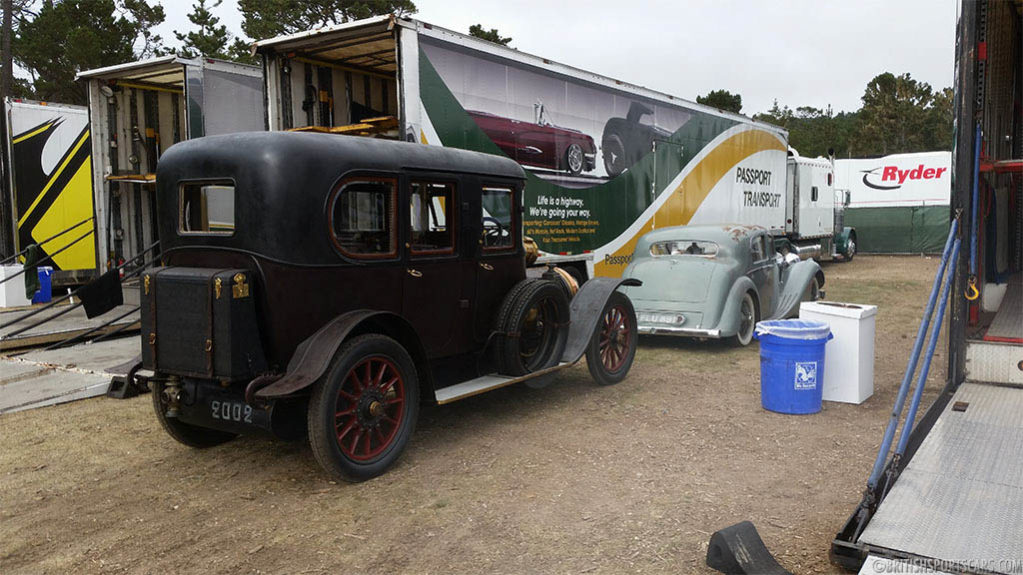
{"left": 637, "top": 324, "right": 721, "bottom": 338}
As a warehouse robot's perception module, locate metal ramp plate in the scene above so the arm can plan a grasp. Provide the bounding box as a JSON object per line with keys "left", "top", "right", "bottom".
{"left": 859, "top": 556, "right": 955, "bottom": 575}
{"left": 966, "top": 341, "right": 1023, "bottom": 386}
{"left": 984, "top": 275, "right": 1022, "bottom": 343}
{"left": 860, "top": 383, "right": 1023, "bottom": 571}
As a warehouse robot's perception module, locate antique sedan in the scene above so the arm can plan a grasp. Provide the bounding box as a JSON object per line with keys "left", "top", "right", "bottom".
{"left": 134, "top": 131, "right": 639, "bottom": 482}
{"left": 621, "top": 225, "right": 824, "bottom": 346}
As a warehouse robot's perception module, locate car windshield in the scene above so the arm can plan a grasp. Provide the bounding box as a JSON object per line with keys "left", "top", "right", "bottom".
{"left": 649, "top": 240, "right": 719, "bottom": 257}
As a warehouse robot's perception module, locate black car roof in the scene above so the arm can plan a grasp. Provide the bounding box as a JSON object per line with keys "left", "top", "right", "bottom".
{"left": 155, "top": 131, "right": 525, "bottom": 264}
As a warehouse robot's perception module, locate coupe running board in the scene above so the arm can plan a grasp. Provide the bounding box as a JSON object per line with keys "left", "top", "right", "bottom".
{"left": 434, "top": 362, "right": 574, "bottom": 405}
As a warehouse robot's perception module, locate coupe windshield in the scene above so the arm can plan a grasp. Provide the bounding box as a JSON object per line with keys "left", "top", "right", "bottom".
{"left": 649, "top": 240, "right": 719, "bottom": 257}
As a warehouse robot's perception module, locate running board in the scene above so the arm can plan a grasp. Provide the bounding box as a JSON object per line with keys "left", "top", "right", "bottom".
{"left": 434, "top": 362, "right": 574, "bottom": 405}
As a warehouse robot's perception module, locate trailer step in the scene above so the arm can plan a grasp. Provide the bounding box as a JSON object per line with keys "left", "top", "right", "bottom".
{"left": 434, "top": 362, "right": 573, "bottom": 405}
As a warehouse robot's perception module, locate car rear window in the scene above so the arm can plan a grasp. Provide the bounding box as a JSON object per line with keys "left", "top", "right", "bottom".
{"left": 179, "top": 181, "right": 235, "bottom": 236}
{"left": 649, "top": 240, "right": 718, "bottom": 257}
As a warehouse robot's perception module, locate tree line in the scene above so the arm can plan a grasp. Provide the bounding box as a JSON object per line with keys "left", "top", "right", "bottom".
{"left": 696, "top": 73, "right": 953, "bottom": 158}
{"left": 3, "top": 1, "right": 948, "bottom": 159}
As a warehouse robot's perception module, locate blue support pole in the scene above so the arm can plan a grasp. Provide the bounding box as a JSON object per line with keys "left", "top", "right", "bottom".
{"left": 895, "top": 239, "right": 961, "bottom": 458}
{"left": 866, "top": 218, "right": 959, "bottom": 490}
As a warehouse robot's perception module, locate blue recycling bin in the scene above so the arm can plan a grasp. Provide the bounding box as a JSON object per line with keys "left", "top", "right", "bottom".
{"left": 31, "top": 266, "right": 53, "bottom": 304}
{"left": 754, "top": 319, "right": 833, "bottom": 414}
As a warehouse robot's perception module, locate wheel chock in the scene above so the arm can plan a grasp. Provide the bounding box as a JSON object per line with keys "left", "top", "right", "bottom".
{"left": 706, "top": 521, "right": 792, "bottom": 575}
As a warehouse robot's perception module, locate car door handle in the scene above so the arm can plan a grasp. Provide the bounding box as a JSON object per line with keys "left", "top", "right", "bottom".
{"left": 479, "top": 262, "right": 493, "bottom": 271}
{"left": 407, "top": 268, "right": 422, "bottom": 278}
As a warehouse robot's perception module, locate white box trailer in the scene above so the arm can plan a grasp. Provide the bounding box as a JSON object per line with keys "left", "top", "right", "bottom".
{"left": 255, "top": 16, "right": 855, "bottom": 280}
{"left": 77, "top": 56, "right": 264, "bottom": 270}
{"left": 2, "top": 99, "right": 97, "bottom": 285}
{"left": 834, "top": 151, "right": 951, "bottom": 253}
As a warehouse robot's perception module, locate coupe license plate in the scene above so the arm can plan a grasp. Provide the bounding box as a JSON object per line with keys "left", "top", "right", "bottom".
{"left": 210, "top": 399, "right": 253, "bottom": 424}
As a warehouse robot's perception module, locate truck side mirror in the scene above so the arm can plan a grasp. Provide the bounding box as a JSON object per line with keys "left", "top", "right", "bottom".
{"left": 844, "top": 191, "right": 851, "bottom": 207}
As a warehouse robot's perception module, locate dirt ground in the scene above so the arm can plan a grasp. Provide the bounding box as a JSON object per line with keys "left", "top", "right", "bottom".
{"left": 0, "top": 255, "right": 947, "bottom": 575}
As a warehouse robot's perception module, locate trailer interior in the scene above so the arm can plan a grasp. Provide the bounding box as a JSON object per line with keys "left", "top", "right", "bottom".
{"left": 833, "top": 2, "right": 1023, "bottom": 572}
{"left": 78, "top": 57, "right": 262, "bottom": 271}
{"left": 255, "top": 16, "right": 400, "bottom": 138}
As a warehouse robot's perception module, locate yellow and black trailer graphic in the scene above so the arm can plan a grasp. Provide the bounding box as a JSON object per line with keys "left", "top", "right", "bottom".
{"left": 7, "top": 105, "right": 97, "bottom": 272}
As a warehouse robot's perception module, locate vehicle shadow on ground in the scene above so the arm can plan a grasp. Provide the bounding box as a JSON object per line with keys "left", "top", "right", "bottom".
{"left": 173, "top": 365, "right": 603, "bottom": 484}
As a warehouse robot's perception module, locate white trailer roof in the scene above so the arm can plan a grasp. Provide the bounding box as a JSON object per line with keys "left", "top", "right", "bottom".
{"left": 253, "top": 15, "right": 787, "bottom": 136}
{"left": 76, "top": 55, "right": 189, "bottom": 84}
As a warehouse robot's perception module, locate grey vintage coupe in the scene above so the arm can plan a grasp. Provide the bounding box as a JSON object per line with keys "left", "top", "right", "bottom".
{"left": 621, "top": 225, "right": 824, "bottom": 346}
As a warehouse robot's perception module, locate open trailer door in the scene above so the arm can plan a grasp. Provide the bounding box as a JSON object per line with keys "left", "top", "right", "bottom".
{"left": 78, "top": 57, "right": 263, "bottom": 271}
{"left": 832, "top": 2, "right": 1022, "bottom": 572}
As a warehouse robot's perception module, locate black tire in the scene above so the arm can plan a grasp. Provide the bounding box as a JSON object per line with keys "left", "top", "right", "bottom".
{"left": 564, "top": 143, "right": 585, "bottom": 175}
{"left": 152, "top": 381, "right": 236, "bottom": 448}
{"left": 602, "top": 133, "right": 627, "bottom": 177}
{"left": 307, "top": 334, "right": 420, "bottom": 482}
{"left": 803, "top": 275, "right": 821, "bottom": 303}
{"left": 727, "top": 291, "right": 758, "bottom": 347}
{"left": 585, "top": 291, "right": 638, "bottom": 386}
{"left": 843, "top": 234, "right": 857, "bottom": 262}
{"left": 495, "top": 280, "right": 570, "bottom": 376}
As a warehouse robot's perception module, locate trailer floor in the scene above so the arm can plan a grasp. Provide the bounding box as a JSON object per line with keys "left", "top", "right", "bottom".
{"left": 983, "top": 274, "right": 1022, "bottom": 343}
{"left": 859, "top": 382, "right": 1023, "bottom": 571}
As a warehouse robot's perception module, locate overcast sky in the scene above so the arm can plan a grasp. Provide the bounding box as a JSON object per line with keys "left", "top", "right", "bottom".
{"left": 154, "top": 0, "right": 958, "bottom": 116}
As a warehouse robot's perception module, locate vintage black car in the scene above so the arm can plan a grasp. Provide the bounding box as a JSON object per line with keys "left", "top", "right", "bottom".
{"left": 601, "top": 101, "right": 673, "bottom": 177}
{"left": 138, "top": 132, "right": 639, "bottom": 481}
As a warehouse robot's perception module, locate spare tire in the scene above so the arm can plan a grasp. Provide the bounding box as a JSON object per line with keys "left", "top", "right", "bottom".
{"left": 495, "top": 279, "right": 570, "bottom": 376}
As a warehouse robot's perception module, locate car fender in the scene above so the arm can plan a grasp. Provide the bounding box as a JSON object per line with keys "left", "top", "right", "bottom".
{"left": 716, "top": 276, "right": 759, "bottom": 337}
{"left": 560, "top": 277, "right": 642, "bottom": 363}
{"left": 255, "top": 310, "right": 429, "bottom": 400}
{"left": 773, "top": 259, "right": 822, "bottom": 319}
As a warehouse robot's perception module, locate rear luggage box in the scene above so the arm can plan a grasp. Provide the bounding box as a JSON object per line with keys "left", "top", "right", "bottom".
{"left": 141, "top": 267, "right": 267, "bottom": 380}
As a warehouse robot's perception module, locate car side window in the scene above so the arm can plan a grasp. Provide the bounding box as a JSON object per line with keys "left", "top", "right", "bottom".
{"left": 481, "top": 186, "right": 515, "bottom": 251}
{"left": 329, "top": 177, "right": 397, "bottom": 258}
{"left": 410, "top": 181, "right": 455, "bottom": 255}
{"left": 811, "top": 186, "right": 819, "bottom": 202}
{"left": 751, "top": 235, "right": 768, "bottom": 262}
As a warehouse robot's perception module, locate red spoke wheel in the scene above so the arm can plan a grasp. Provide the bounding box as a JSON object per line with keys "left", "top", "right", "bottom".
{"left": 308, "top": 334, "right": 419, "bottom": 482}
{"left": 586, "top": 291, "right": 638, "bottom": 386}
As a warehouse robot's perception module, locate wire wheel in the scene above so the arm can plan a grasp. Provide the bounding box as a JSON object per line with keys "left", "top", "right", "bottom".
{"left": 333, "top": 356, "right": 405, "bottom": 462}
{"left": 565, "top": 143, "right": 584, "bottom": 175}
{"left": 599, "top": 304, "right": 631, "bottom": 372}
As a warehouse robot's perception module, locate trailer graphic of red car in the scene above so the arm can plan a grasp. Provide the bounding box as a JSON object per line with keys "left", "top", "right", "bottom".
{"left": 468, "top": 109, "right": 596, "bottom": 175}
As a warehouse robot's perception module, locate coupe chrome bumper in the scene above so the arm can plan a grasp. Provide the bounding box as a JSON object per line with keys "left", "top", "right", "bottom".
{"left": 637, "top": 325, "right": 721, "bottom": 338}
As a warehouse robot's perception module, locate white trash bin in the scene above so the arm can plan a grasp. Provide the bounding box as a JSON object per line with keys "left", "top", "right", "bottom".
{"left": 1, "top": 265, "right": 32, "bottom": 308}
{"left": 799, "top": 301, "right": 877, "bottom": 404}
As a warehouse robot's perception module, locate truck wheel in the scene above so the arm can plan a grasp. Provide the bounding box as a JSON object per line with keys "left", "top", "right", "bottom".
{"left": 152, "top": 381, "right": 236, "bottom": 448}
{"left": 496, "top": 280, "right": 570, "bottom": 376}
{"left": 843, "top": 234, "right": 857, "bottom": 262}
{"left": 586, "top": 291, "right": 638, "bottom": 385}
{"left": 602, "top": 134, "right": 626, "bottom": 177}
{"left": 307, "top": 334, "right": 420, "bottom": 482}
{"left": 728, "top": 292, "right": 758, "bottom": 347}
{"left": 565, "top": 144, "right": 585, "bottom": 175}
